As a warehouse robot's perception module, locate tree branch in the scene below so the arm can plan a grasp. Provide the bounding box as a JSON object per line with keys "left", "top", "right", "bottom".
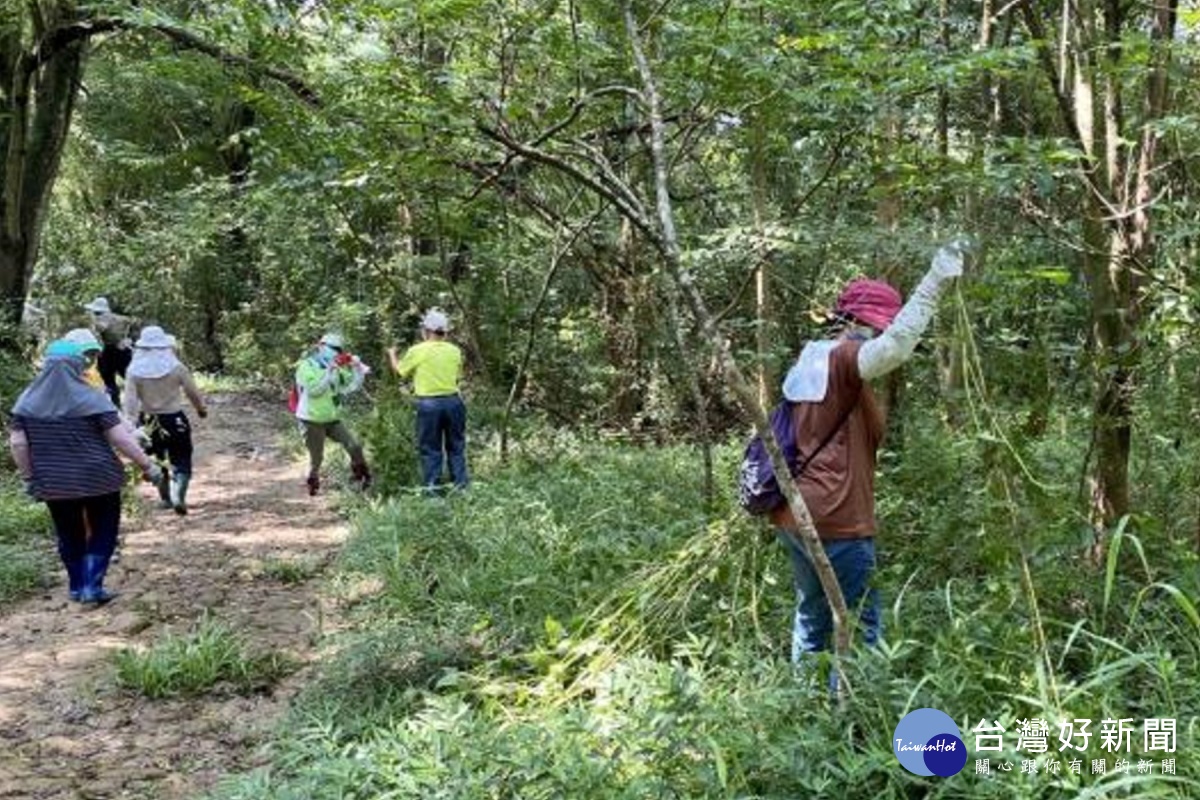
{"left": 530, "top": 85, "right": 644, "bottom": 148}
{"left": 477, "top": 121, "right": 663, "bottom": 248}
{"left": 24, "top": 17, "right": 320, "bottom": 107}
{"left": 621, "top": 1, "right": 854, "bottom": 669}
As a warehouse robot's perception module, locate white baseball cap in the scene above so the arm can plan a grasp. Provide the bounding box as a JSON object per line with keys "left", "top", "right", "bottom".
{"left": 421, "top": 309, "right": 450, "bottom": 332}
{"left": 83, "top": 296, "right": 111, "bottom": 314}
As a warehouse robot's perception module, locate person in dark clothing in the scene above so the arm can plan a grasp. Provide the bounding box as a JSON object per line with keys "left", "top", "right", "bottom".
{"left": 84, "top": 296, "right": 136, "bottom": 406}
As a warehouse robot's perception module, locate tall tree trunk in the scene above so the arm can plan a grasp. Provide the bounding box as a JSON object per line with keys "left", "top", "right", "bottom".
{"left": 0, "top": 4, "right": 85, "bottom": 329}
{"left": 209, "top": 95, "right": 258, "bottom": 369}
{"left": 0, "top": 6, "right": 317, "bottom": 331}
{"left": 1023, "top": 0, "right": 1177, "bottom": 541}
{"left": 875, "top": 112, "right": 905, "bottom": 428}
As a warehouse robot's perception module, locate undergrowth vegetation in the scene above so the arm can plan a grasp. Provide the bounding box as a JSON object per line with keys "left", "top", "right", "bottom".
{"left": 0, "top": 475, "right": 52, "bottom": 604}
{"left": 0, "top": 345, "right": 53, "bottom": 603}
{"left": 114, "top": 613, "right": 297, "bottom": 699}
{"left": 210, "top": 414, "right": 1200, "bottom": 799}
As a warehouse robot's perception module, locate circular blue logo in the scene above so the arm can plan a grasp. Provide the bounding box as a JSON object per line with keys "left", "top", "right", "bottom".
{"left": 893, "top": 708, "right": 967, "bottom": 777}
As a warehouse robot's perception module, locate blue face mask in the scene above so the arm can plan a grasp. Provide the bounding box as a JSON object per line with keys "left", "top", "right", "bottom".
{"left": 316, "top": 345, "right": 339, "bottom": 364}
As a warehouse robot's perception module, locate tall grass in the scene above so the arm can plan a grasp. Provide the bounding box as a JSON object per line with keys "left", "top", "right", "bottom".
{"left": 209, "top": 431, "right": 1200, "bottom": 799}
{"left": 0, "top": 476, "right": 53, "bottom": 603}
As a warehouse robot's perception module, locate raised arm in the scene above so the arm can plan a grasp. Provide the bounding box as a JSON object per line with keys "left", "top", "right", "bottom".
{"left": 857, "top": 244, "right": 963, "bottom": 381}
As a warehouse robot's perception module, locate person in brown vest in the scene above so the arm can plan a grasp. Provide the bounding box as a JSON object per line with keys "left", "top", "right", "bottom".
{"left": 772, "top": 242, "right": 964, "bottom": 664}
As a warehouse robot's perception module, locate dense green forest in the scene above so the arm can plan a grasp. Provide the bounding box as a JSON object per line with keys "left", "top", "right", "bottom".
{"left": 2, "top": 1, "right": 1199, "bottom": 797}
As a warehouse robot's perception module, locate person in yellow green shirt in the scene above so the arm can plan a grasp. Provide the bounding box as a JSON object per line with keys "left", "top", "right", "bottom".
{"left": 294, "top": 332, "right": 372, "bottom": 496}
{"left": 387, "top": 309, "right": 468, "bottom": 491}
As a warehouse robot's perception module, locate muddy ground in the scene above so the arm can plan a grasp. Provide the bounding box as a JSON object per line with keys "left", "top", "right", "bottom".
{"left": 0, "top": 392, "right": 350, "bottom": 799}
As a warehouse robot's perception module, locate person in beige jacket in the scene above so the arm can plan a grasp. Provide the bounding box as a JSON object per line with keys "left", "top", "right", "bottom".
{"left": 122, "top": 326, "right": 207, "bottom": 515}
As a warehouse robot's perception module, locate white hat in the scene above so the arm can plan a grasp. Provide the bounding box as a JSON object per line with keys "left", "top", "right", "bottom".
{"left": 83, "top": 296, "right": 111, "bottom": 314}
{"left": 61, "top": 328, "right": 102, "bottom": 352}
{"left": 421, "top": 309, "right": 450, "bottom": 332}
{"left": 135, "top": 325, "right": 174, "bottom": 349}
{"left": 319, "top": 332, "right": 345, "bottom": 349}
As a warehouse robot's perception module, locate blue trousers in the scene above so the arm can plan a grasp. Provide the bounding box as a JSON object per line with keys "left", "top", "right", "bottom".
{"left": 416, "top": 395, "right": 468, "bottom": 489}
{"left": 47, "top": 492, "right": 122, "bottom": 601}
{"left": 777, "top": 532, "right": 880, "bottom": 662}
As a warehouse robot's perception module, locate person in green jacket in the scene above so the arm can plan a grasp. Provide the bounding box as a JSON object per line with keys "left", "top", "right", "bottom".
{"left": 294, "top": 333, "right": 372, "bottom": 496}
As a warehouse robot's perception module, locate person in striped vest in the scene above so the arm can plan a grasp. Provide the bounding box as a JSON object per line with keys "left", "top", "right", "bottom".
{"left": 9, "top": 338, "right": 161, "bottom": 605}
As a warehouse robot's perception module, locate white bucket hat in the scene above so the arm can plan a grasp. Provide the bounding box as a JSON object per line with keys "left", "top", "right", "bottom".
{"left": 83, "top": 296, "right": 111, "bottom": 314}
{"left": 421, "top": 309, "right": 450, "bottom": 332}
{"left": 61, "top": 328, "right": 102, "bottom": 353}
{"left": 135, "top": 325, "right": 174, "bottom": 349}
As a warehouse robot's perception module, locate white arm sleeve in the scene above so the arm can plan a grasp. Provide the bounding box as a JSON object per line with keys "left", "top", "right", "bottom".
{"left": 121, "top": 376, "right": 141, "bottom": 420}
{"left": 857, "top": 269, "right": 952, "bottom": 381}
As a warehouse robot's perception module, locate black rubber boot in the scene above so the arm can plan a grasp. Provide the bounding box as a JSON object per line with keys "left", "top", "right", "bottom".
{"left": 156, "top": 465, "right": 172, "bottom": 509}
{"left": 170, "top": 472, "right": 191, "bottom": 515}
{"left": 351, "top": 462, "right": 372, "bottom": 490}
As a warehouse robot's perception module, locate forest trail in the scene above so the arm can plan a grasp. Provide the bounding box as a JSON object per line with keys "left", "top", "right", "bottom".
{"left": 0, "top": 392, "right": 349, "bottom": 799}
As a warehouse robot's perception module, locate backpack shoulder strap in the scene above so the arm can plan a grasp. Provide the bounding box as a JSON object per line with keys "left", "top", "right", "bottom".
{"left": 792, "top": 394, "right": 858, "bottom": 478}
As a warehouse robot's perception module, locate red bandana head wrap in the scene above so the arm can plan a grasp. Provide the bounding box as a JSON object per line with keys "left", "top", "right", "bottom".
{"left": 835, "top": 278, "right": 903, "bottom": 332}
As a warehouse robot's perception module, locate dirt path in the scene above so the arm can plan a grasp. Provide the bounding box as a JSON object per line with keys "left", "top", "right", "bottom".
{"left": 0, "top": 392, "right": 349, "bottom": 799}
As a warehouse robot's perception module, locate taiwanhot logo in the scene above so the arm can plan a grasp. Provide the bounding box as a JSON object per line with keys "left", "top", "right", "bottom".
{"left": 893, "top": 708, "right": 967, "bottom": 777}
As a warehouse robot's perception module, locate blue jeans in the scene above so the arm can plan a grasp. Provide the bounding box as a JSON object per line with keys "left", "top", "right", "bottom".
{"left": 416, "top": 395, "right": 468, "bottom": 489}
{"left": 47, "top": 492, "right": 122, "bottom": 600}
{"left": 777, "top": 532, "right": 880, "bottom": 662}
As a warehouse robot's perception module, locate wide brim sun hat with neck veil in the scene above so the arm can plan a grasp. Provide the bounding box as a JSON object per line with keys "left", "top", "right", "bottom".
{"left": 129, "top": 326, "right": 181, "bottom": 379}
{"left": 135, "top": 325, "right": 174, "bottom": 349}
{"left": 319, "top": 333, "right": 345, "bottom": 350}
{"left": 13, "top": 352, "right": 114, "bottom": 418}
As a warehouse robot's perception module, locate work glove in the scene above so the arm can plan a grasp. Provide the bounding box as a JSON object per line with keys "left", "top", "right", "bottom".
{"left": 930, "top": 239, "right": 966, "bottom": 281}
{"left": 144, "top": 463, "right": 164, "bottom": 486}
